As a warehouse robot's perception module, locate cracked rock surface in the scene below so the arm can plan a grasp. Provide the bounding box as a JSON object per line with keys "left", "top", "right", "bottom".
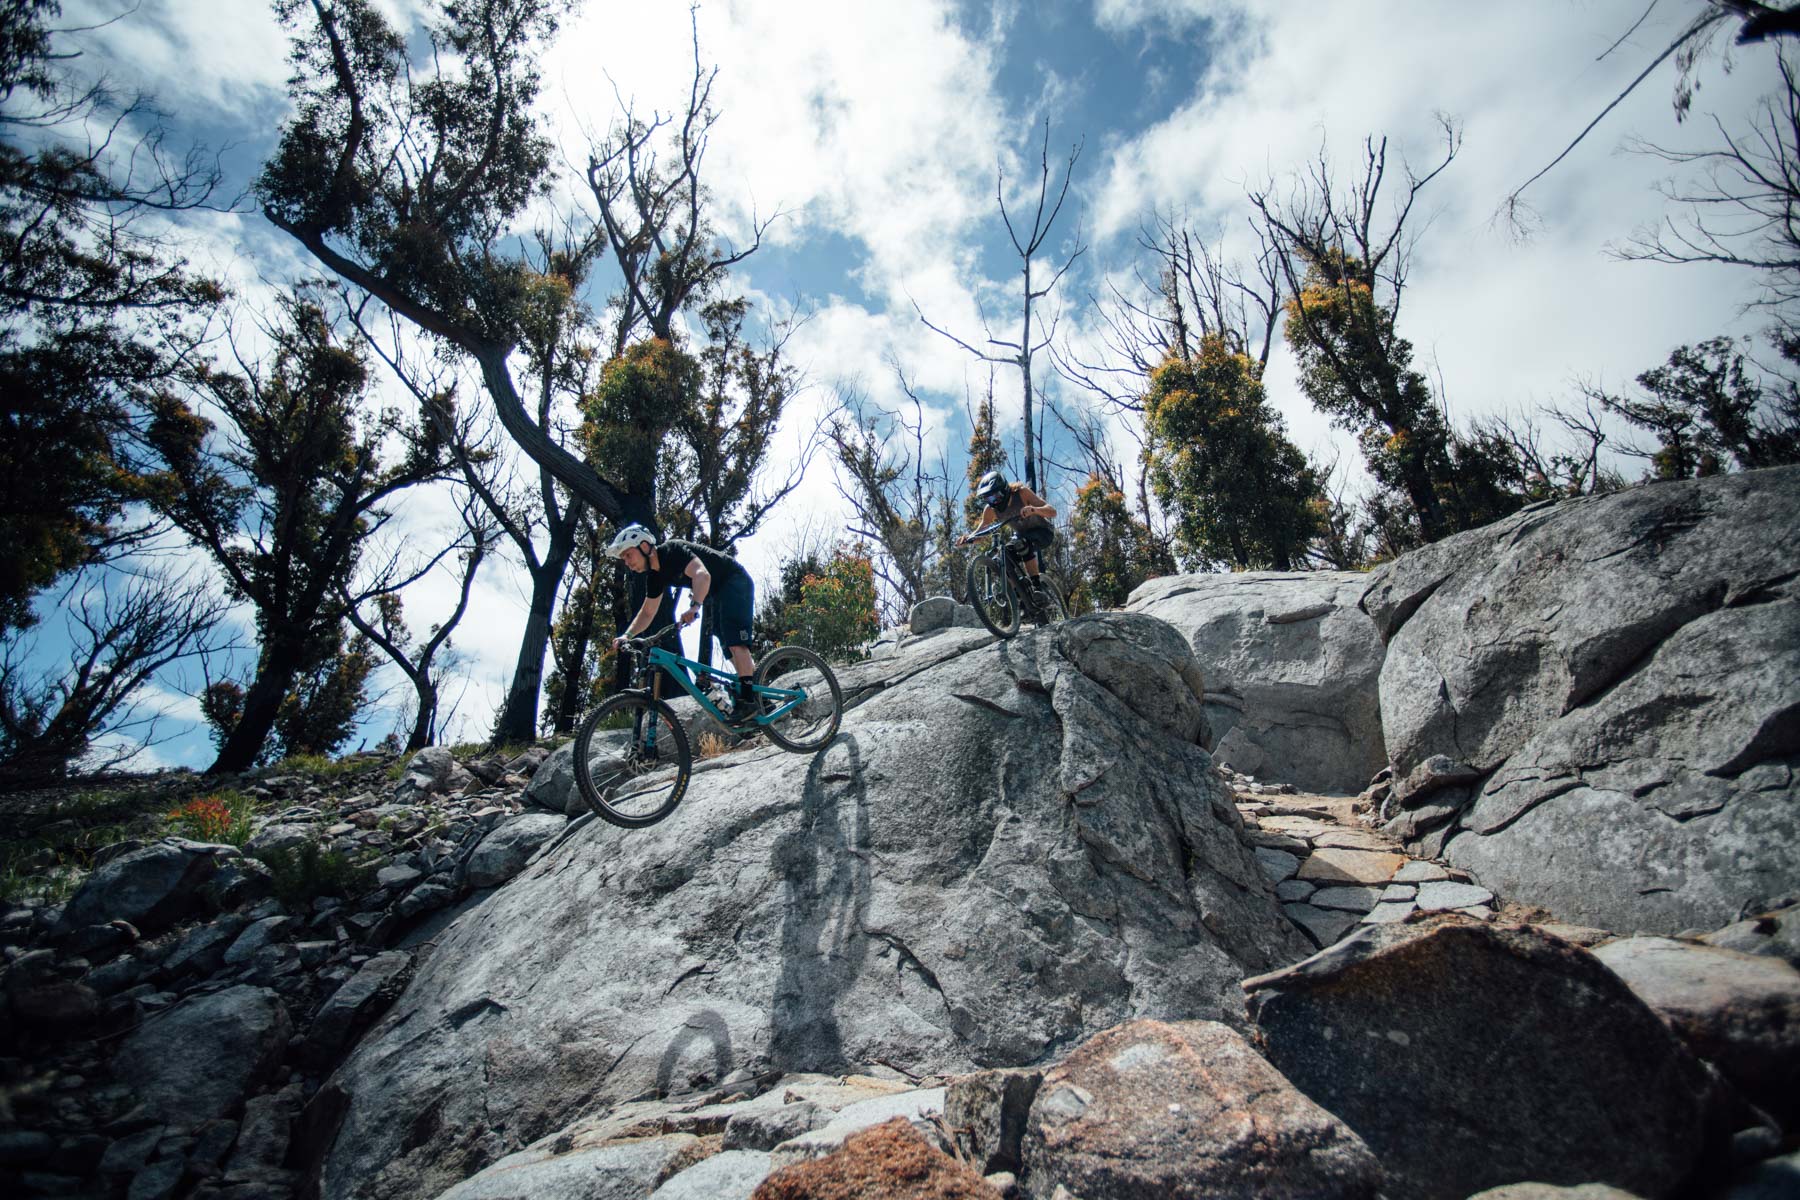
{"left": 1360, "top": 465, "right": 1800, "bottom": 932}
{"left": 1128, "top": 571, "right": 1387, "bottom": 793}
{"left": 316, "top": 612, "right": 1310, "bottom": 1200}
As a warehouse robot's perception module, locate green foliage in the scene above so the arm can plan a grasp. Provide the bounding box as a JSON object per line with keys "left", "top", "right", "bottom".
{"left": 270, "top": 751, "right": 377, "bottom": 781}
{"left": 581, "top": 338, "right": 701, "bottom": 495}
{"left": 1143, "top": 338, "right": 1325, "bottom": 570}
{"left": 254, "top": 836, "right": 377, "bottom": 907}
{"left": 1598, "top": 336, "right": 1800, "bottom": 480}
{"left": 259, "top": 0, "right": 561, "bottom": 344}
{"left": 964, "top": 393, "right": 1007, "bottom": 526}
{"left": 274, "top": 629, "right": 377, "bottom": 760}
{"left": 149, "top": 290, "right": 453, "bottom": 771}
{"left": 0, "top": 0, "right": 222, "bottom": 633}
{"left": 0, "top": 783, "right": 183, "bottom": 903}
{"left": 762, "top": 546, "right": 879, "bottom": 665}
{"left": 1283, "top": 255, "right": 1526, "bottom": 548}
{"left": 1068, "top": 475, "right": 1170, "bottom": 611}
{"left": 1284, "top": 258, "right": 1452, "bottom": 544}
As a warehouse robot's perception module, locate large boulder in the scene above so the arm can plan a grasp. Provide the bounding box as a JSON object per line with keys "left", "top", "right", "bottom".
{"left": 109, "top": 985, "right": 291, "bottom": 1129}
{"left": 1128, "top": 572, "right": 1386, "bottom": 792}
{"left": 1244, "top": 920, "right": 1724, "bottom": 1200}
{"left": 1019, "top": 1018, "right": 1380, "bottom": 1199}
{"left": 1363, "top": 467, "right": 1800, "bottom": 931}
{"left": 58, "top": 839, "right": 236, "bottom": 934}
{"left": 315, "top": 613, "right": 1311, "bottom": 1200}
{"left": 433, "top": 1132, "right": 706, "bottom": 1200}
{"left": 1591, "top": 935, "right": 1800, "bottom": 1125}
{"left": 464, "top": 813, "right": 567, "bottom": 888}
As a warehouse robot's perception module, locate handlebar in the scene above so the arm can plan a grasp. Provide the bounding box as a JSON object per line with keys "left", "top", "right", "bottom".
{"left": 961, "top": 515, "right": 1020, "bottom": 544}
{"left": 614, "top": 625, "right": 679, "bottom": 655}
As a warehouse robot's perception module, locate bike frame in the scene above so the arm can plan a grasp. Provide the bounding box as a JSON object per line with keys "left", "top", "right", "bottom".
{"left": 967, "top": 516, "right": 1039, "bottom": 589}
{"left": 623, "top": 638, "right": 808, "bottom": 729}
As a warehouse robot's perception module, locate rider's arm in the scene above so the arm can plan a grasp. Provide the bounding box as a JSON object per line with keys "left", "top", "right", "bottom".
{"left": 621, "top": 594, "right": 663, "bottom": 639}
{"left": 1017, "top": 485, "right": 1056, "bottom": 521}
{"left": 958, "top": 505, "right": 998, "bottom": 545}
{"left": 682, "top": 560, "right": 710, "bottom": 622}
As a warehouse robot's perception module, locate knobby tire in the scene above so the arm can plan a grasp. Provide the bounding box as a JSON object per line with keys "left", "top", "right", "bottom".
{"left": 573, "top": 692, "right": 692, "bottom": 828}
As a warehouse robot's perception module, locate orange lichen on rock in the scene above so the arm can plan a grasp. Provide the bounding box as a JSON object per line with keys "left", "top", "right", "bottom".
{"left": 751, "top": 1118, "right": 1002, "bottom": 1200}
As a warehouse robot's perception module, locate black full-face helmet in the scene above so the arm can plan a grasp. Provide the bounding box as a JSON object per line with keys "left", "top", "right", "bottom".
{"left": 976, "top": 469, "right": 1009, "bottom": 506}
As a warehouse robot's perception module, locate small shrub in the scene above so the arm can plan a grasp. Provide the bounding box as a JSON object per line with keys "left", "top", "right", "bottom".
{"left": 166, "top": 791, "right": 257, "bottom": 847}
{"left": 695, "top": 731, "right": 734, "bottom": 760}
{"left": 254, "top": 837, "right": 377, "bottom": 907}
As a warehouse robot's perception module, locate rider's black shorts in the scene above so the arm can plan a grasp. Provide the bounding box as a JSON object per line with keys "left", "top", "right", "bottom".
{"left": 1016, "top": 525, "right": 1054, "bottom": 558}
{"left": 713, "top": 570, "right": 754, "bottom": 651}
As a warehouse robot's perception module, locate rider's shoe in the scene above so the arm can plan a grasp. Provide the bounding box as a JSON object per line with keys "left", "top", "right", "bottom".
{"left": 725, "top": 688, "right": 761, "bottom": 727}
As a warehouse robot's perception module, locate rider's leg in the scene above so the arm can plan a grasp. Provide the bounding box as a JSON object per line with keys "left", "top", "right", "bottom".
{"left": 715, "top": 571, "right": 758, "bottom": 714}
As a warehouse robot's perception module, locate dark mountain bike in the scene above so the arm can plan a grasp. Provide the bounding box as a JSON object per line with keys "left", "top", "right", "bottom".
{"left": 962, "top": 515, "right": 1068, "bottom": 638}
{"left": 573, "top": 630, "right": 843, "bottom": 828}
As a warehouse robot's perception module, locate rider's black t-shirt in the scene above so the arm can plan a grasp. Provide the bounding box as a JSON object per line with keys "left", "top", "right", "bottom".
{"left": 629, "top": 539, "right": 751, "bottom": 609}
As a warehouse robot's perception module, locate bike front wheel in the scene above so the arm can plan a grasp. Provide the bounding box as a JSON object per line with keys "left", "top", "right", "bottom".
{"left": 967, "top": 553, "right": 1022, "bottom": 638}
{"left": 573, "top": 693, "right": 692, "bottom": 828}
{"left": 754, "top": 646, "right": 843, "bottom": 753}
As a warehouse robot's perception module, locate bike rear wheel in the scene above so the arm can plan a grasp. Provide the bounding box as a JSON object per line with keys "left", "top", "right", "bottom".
{"left": 754, "top": 646, "right": 843, "bottom": 753}
{"left": 574, "top": 693, "right": 692, "bottom": 828}
{"left": 967, "top": 553, "right": 1022, "bottom": 638}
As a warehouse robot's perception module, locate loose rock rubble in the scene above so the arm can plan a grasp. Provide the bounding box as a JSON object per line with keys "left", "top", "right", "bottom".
{"left": 0, "top": 745, "right": 567, "bottom": 1200}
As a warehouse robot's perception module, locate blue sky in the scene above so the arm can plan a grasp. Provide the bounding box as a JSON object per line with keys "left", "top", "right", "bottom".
{"left": 22, "top": 0, "right": 1787, "bottom": 770}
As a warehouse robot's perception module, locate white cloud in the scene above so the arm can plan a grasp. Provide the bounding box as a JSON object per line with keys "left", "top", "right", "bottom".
{"left": 1083, "top": 1, "right": 1785, "bottom": 459}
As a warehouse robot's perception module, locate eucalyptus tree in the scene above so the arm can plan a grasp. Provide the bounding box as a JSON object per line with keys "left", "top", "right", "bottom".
{"left": 258, "top": 0, "right": 646, "bottom": 530}
{"left": 148, "top": 291, "right": 458, "bottom": 774}
{"left": 0, "top": 0, "right": 223, "bottom": 633}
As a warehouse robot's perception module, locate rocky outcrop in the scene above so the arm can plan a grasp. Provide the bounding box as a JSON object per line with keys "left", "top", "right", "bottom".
{"left": 1244, "top": 920, "right": 1725, "bottom": 1200}
{"left": 58, "top": 839, "right": 238, "bottom": 934}
{"left": 315, "top": 613, "right": 1311, "bottom": 1200}
{"left": 1128, "top": 572, "right": 1386, "bottom": 792}
{"left": 1361, "top": 466, "right": 1800, "bottom": 933}
{"left": 110, "top": 985, "right": 292, "bottom": 1127}
{"left": 1018, "top": 1018, "right": 1380, "bottom": 1199}
{"left": 1591, "top": 935, "right": 1800, "bottom": 1125}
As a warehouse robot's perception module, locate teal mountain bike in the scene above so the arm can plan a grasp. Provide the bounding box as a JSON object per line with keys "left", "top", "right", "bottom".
{"left": 573, "top": 630, "right": 844, "bottom": 828}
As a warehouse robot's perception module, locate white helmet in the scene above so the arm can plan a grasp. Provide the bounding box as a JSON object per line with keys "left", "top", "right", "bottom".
{"left": 605, "top": 523, "right": 656, "bottom": 560}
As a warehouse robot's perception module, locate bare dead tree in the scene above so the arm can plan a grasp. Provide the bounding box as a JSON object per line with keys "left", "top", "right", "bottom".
{"left": 0, "top": 567, "right": 230, "bottom": 783}
{"left": 582, "top": 11, "right": 776, "bottom": 354}
{"left": 1471, "top": 399, "right": 1625, "bottom": 499}
{"left": 1614, "top": 49, "right": 1800, "bottom": 321}
{"left": 342, "top": 492, "right": 500, "bottom": 751}
{"left": 825, "top": 372, "right": 949, "bottom": 622}
{"left": 1501, "top": 1, "right": 1800, "bottom": 232}
{"left": 918, "top": 119, "right": 1085, "bottom": 492}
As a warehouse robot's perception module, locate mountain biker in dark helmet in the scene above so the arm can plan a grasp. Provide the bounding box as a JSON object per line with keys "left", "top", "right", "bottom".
{"left": 606, "top": 524, "right": 760, "bottom": 722}
{"left": 956, "top": 469, "right": 1057, "bottom": 587}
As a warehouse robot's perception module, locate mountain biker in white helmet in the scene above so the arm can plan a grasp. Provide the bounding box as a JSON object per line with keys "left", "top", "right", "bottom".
{"left": 956, "top": 469, "right": 1057, "bottom": 587}
{"left": 605, "top": 524, "right": 760, "bottom": 722}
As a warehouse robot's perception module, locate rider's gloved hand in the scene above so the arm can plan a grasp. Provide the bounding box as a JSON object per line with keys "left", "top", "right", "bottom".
{"left": 680, "top": 607, "right": 699, "bottom": 626}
